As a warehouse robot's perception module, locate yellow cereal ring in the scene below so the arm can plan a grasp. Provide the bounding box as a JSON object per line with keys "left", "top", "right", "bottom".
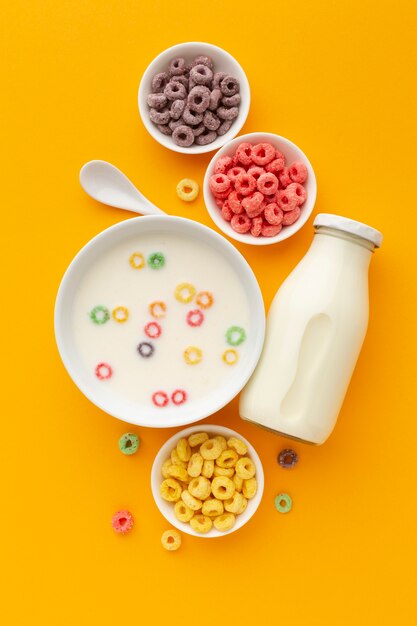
{"left": 112, "top": 306, "right": 129, "bottom": 323}
{"left": 222, "top": 349, "right": 239, "bottom": 365}
{"left": 129, "top": 252, "right": 145, "bottom": 269}
{"left": 213, "top": 513, "right": 236, "bottom": 532}
{"left": 176, "top": 437, "right": 191, "bottom": 462}
{"left": 202, "top": 498, "right": 224, "bottom": 517}
{"left": 224, "top": 491, "right": 248, "bottom": 515}
{"left": 181, "top": 489, "right": 202, "bottom": 511}
{"left": 214, "top": 435, "right": 227, "bottom": 451}
{"left": 161, "top": 458, "right": 172, "bottom": 479}
{"left": 171, "top": 449, "right": 187, "bottom": 468}
{"left": 227, "top": 436, "right": 248, "bottom": 456}
{"left": 187, "top": 453, "right": 204, "bottom": 477}
{"left": 183, "top": 346, "right": 203, "bottom": 365}
{"left": 176, "top": 178, "right": 199, "bottom": 202}
{"left": 216, "top": 449, "right": 239, "bottom": 468}
{"left": 175, "top": 283, "right": 196, "bottom": 304}
{"left": 213, "top": 465, "right": 235, "bottom": 478}
{"left": 160, "top": 478, "right": 182, "bottom": 502}
{"left": 233, "top": 473, "right": 244, "bottom": 492}
{"left": 188, "top": 432, "right": 209, "bottom": 448}
{"left": 161, "top": 529, "right": 181, "bottom": 551}
{"left": 242, "top": 477, "right": 257, "bottom": 499}
{"left": 202, "top": 459, "right": 214, "bottom": 478}
{"left": 166, "top": 464, "right": 189, "bottom": 483}
{"left": 149, "top": 300, "right": 167, "bottom": 319}
{"left": 200, "top": 438, "right": 222, "bottom": 461}
{"left": 195, "top": 291, "right": 214, "bottom": 309}
{"left": 211, "top": 476, "right": 235, "bottom": 500}
{"left": 235, "top": 457, "right": 256, "bottom": 480}
{"left": 190, "top": 515, "right": 213, "bottom": 534}
{"left": 188, "top": 476, "right": 211, "bottom": 500}
{"left": 174, "top": 501, "right": 194, "bottom": 523}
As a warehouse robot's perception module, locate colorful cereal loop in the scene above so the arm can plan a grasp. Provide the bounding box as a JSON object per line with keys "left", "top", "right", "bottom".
{"left": 222, "top": 349, "right": 239, "bottom": 365}
{"left": 152, "top": 391, "right": 169, "bottom": 407}
{"left": 171, "top": 389, "right": 187, "bottom": 405}
{"left": 175, "top": 283, "right": 196, "bottom": 303}
{"left": 186, "top": 309, "right": 204, "bottom": 327}
{"left": 196, "top": 291, "right": 214, "bottom": 309}
{"left": 226, "top": 326, "right": 246, "bottom": 346}
{"left": 112, "top": 306, "right": 129, "bottom": 323}
{"left": 275, "top": 493, "right": 292, "bottom": 513}
{"left": 137, "top": 341, "right": 154, "bottom": 358}
{"left": 95, "top": 362, "right": 112, "bottom": 380}
{"left": 176, "top": 178, "right": 199, "bottom": 202}
{"left": 149, "top": 301, "right": 167, "bottom": 319}
{"left": 129, "top": 252, "right": 145, "bottom": 269}
{"left": 112, "top": 510, "right": 134, "bottom": 534}
{"left": 148, "top": 252, "right": 166, "bottom": 269}
{"left": 184, "top": 346, "right": 203, "bottom": 365}
{"left": 118, "top": 433, "right": 140, "bottom": 455}
{"left": 89, "top": 305, "right": 110, "bottom": 325}
{"left": 144, "top": 321, "right": 162, "bottom": 339}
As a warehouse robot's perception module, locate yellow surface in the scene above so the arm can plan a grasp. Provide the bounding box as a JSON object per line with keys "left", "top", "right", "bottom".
{"left": 1, "top": 1, "right": 417, "bottom": 624}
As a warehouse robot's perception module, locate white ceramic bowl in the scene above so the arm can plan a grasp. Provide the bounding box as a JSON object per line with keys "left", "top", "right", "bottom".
{"left": 138, "top": 42, "right": 250, "bottom": 155}
{"left": 151, "top": 424, "right": 264, "bottom": 537}
{"left": 54, "top": 216, "right": 265, "bottom": 427}
{"left": 204, "top": 132, "right": 317, "bottom": 245}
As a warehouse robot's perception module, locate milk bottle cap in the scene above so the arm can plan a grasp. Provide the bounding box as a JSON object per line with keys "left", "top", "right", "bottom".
{"left": 314, "top": 214, "right": 383, "bottom": 248}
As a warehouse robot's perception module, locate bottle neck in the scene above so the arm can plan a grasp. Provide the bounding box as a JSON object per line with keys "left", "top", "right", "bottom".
{"left": 314, "top": 226, "right": 376, "bottom": 253}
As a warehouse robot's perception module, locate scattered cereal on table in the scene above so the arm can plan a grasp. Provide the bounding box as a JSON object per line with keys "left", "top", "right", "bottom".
{"left": 118, "top": 433, "right": 140, "bottom": 455}
{"left": 112, "top": 510, "right": 134, "bottom": 534}
{"left": 274, "top": 493, "right": 292, "bottom": 513}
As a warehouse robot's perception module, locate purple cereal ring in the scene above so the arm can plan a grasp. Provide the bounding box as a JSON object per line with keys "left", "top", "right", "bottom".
{"left": 169, "top": 118, "right": 185, "bottom": 132}
{"left": 220, "top": 76, "right": 240, "bottom": 96}
{"left": 170, "top": 99, "right": 186, "bottom": 120}
{"left": 171, "top": 75, "right": 189, "bottom": 89}
{"left": 172, "top": 125, "right": 195, "bottom": 147}
{"left": 151, "top": 72, "right": 169, "bottom": 93}
{"left": 149, "top": 107, "right": 170, "bottom": 124}
{"left": 190, "top": 64, "right": 213, "bottom": 86}
{"left": 209, "top": 89, "right": 222, "bottom": 111}
{"left": 217, "top": 119, "right": 233, "bottom": 136}
{"left": 147, "top": 93, "right": 167, "bottom": 110}
{"left": 187, "top": 86, "right": 210, "bottom": 113}
{"left": 164, "top": 81, "right": 187, "bottom": 101}
{"left": 222, "top": 93, "right": 241, "bottom": 107}
{"left": 217, "top": 106, "right": 239, "bottom": 120}
{"left": 213, "top": 72, "right": 227, "bottom": 89}
{"left": 157, "top": 124, "right": 172, "bottom": 136}
{"left": 195, "top": 128, "right": 217, "bottom": 145}
{"left": 203, "top": 110, "right": 221, "bottom": 131}
{"left": 191, "top": 55, "right": 214, "bottom": 70}
{"left": 169, "top": 57, "right": 187, "bottom": 76}
{"left": 192, "top": 123, "right": 206, "bottom": 137}
{"left": 182, "top": 106, "right": 203, "bottom": 126}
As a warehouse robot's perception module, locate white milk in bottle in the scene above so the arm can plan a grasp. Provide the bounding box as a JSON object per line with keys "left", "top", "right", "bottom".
{"left": 239, "top": 214, "right": 383, "bottom": 445}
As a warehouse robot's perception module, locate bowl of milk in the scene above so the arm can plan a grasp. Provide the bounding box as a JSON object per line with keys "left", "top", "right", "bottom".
{"left": 54, "top": 216, "right": 265, "bottom": 427}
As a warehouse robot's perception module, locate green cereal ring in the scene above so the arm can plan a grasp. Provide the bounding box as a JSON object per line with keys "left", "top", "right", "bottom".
{"left": 118, "top": 433, "right": 140, "bottom": 455}
{"left": 274, "top": 493, "right": 292, "bottom": 513}
{"left": 226, "top": 326, "right": 246, "bottom": 346}
{"left": 89, "top": 305, "right": 110, "bottom": 325}
{"left": 147, "top": 252, "right": 166, "bottom": 269}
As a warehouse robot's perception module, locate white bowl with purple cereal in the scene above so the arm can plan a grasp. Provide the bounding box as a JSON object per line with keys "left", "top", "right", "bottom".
{"left": 203, "top": 132, "right": 317, "bottom": 245}
{"left": 138, "top": 42, "right": 250, "bottom": 154}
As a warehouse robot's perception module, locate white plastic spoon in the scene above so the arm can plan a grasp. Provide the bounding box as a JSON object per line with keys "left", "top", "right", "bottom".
{"left": 79, "top": 160, "right": 165, "bottom": 216}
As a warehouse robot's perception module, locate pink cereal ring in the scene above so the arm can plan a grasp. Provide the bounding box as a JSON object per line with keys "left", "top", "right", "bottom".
{"left": 235, "top": 142, "right": 254, "bottom": 166}
{"left": 231, "top": 213, "right": 251, "bottom": 234}
{"left": 289, "top": 161, "right": 308, "bottom": 184}
{"left": 247, "top": 166, "right": 265, "bottom": 180}
{"left": 171, "top": 389, "right": 187, "bottom": 405}
{"left": 278, "top": 167, "right": 292, "bottom": 189}
{"left": 277, "top": 189, "right": 299, "bottom": 212}
{"left": 112, "top": 510, "right": 134, "bottom": 534}
{"left": 95, "top": 362, "right": 112, "bottom": 380}
{"left": 152, "top": 391, "right": 169, "bottom": 407}
{"left": 228, "top": 190, "right": 244, "bottom": 214}
{"left": 235, "top": 173, "right": 257, "bottom": 197}
{"left": 242, "top": 191, "right": 265, "bottom": 218}
{"left": 221, "top": 202, "right": 233, "bottom": 221}
{"left": 282, "top": 206, "right": 301, "bottom": 226}
{"left": 186, "top": 309, "right": 204, "bottom": 327}
{"left": 286, "top": 182, "right": 307, "bottom": 205}
{"left": 262, "top": 222, "right": 283, "bottom": 237}
{"left": 227, "top": 166, "right": 245, "bottom": 184}
{"left": 250, "top": 216, "right": 263, "bottom": 237}
{"left": 214, "top": 156, "right": 233, "bottom": 174}
{"left": 257, "top": 172, "right": 279, "bottom": 195}
{"left": 251, "top": 143, "right": 276, "bottom": 166}
{"left": 264, "top": 203, "right": 284, "bottom": 225}
{"left": 215, "top": 198, "right": 224, "bottom": 209}
{"left": 266, "top": 156, "right": 285, "bottom": 174}
{"left": 145, "top": 321, "right": 162, "bottom": 339}
{"left": 209, "top": 173, "right": 231, "bottom": 195}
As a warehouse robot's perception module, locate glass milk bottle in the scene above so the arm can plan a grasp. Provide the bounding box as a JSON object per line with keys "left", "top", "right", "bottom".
{"left": 240, "top": 214, "right": 383, "bottom": 445}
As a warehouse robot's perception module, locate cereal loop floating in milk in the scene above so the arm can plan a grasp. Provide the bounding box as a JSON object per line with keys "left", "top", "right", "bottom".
{"left": 186, "top": 309, "right": 204, "bottom": 327}
{"left": 95, "top": 362, "right": 113, "bottom": 380}
{"left": 152, "top": 391, "right": 169, "bottom": 407}
{"left": 175, "top": 283, "right": 196, "bottom": 303}
{"left": 144, "top": 322, "right": 162, "bottom": 339}
{"left": 226, "top": 326, "right": 246, "bottom": 346}
{"left": 196, "top": 291, "right": 214, "bottom": 309}
{"left": 112, "top": 306, "right": 129, "bottom": 323}
{"left": 171, "top": 389, "right": 187, "bottom": 405}
{"left": 137, "top": 342, "right": 154, "bottom": 358}
{"left": 149, "top": 301, "right": 167, "bottom": 319}
{"left": 89, "top": 305, "right": 110, "bottom": 325}
{"left": 147, "top": 252, "right": 166, "bottom": 270}
{"left": 129, "top": 252, "right": 145, "bottom": 269}
{"left": 222, "top": 349, "right": 239, "bottom": 365}
{"left": 184, "top": 346, "right": 203, "bottom": 365}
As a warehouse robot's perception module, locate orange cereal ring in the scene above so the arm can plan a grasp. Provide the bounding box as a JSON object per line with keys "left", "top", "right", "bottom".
{"left": 149, "top": 301, "right": 167, "bottom": 319}
{"left": 196, "top": 291, "right": 214, "bottom": 309}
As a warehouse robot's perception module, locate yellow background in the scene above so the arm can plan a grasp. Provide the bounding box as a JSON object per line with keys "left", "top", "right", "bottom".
{"left": 2, "top": 1, "right": 417, "bottom": 623}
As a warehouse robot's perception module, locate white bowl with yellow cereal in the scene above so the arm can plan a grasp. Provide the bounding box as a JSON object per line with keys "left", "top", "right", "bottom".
{"left": 151, "top": 424, "right": 264, "bottom": 537}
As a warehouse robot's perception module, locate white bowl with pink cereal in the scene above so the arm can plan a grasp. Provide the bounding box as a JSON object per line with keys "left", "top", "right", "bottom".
{"left": 138, "top": 42, "right": 250, "bottom": 154}
{"left": 151, "top": 424, "right": 264, "bottom": 538}
{"left": 203, "top": 132, "right": 317, "bottom": 245}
